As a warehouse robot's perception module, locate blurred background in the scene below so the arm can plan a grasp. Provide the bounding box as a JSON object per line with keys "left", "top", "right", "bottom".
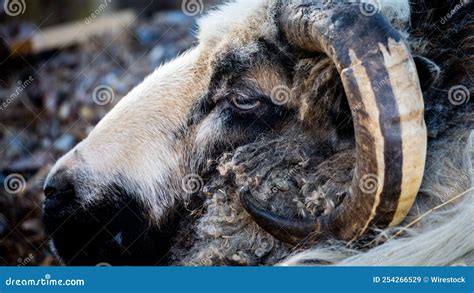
{"left": 0, "top": 0, "right": 215, "bottom": 266}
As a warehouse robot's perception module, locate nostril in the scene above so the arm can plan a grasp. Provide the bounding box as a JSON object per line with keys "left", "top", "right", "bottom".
{"left": 44, "top": 170, "right": 77, "bottom": 200}
{"left": 44, "top": 186, "right": 57, "bottom": 199}
{"left": 44, "top": 183, "right": 76, "bottom": 200}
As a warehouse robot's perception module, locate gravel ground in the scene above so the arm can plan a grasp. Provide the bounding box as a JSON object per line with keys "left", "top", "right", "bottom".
{"left": 0, "top": 11, "right": 197, "bottom": 266}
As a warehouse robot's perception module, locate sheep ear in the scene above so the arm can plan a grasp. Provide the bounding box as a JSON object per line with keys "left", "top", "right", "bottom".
{"left": 414, "top": 55, "right": 440, "bottom": 91}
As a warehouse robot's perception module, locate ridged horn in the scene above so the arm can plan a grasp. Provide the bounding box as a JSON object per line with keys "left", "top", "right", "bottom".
{"left": 240, "top": 1, "right": 427, "bottom": 245}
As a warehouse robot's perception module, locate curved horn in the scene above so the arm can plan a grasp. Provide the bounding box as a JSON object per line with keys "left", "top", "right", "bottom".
{"left": 240, "top": 2, "right": 427, "bottom": 245}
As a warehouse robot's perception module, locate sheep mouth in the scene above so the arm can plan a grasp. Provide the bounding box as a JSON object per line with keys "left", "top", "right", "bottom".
{"left": 43, "top": 189, "right": 176, "bottom": 266}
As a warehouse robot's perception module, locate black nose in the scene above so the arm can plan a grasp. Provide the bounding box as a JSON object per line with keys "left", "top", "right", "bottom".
{"left": 44, "top": 169, "right": 76, "bottom": 201}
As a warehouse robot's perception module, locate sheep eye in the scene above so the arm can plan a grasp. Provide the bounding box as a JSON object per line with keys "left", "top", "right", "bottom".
{"left": 230, "top": 96, "right": 261, "bottom": 111}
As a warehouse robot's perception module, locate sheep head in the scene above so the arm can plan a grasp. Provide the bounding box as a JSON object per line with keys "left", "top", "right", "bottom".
{"left": 42, "top": 0, "right": 427, "bottom": 265}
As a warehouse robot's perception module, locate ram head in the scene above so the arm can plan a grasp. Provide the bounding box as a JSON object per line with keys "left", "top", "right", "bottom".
{"left": 42, "top": 0, "right": 474, "bottom": 266}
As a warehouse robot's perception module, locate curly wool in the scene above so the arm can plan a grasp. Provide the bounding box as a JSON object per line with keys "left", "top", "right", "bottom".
{"left": 170, "top": 127, "right": 473, "bottom": 266}
{"left": 169, "top": 0, "right": 474, "bottom": 266}
{"left": 170, "top": 136, "right": 354, "bottom": 265}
